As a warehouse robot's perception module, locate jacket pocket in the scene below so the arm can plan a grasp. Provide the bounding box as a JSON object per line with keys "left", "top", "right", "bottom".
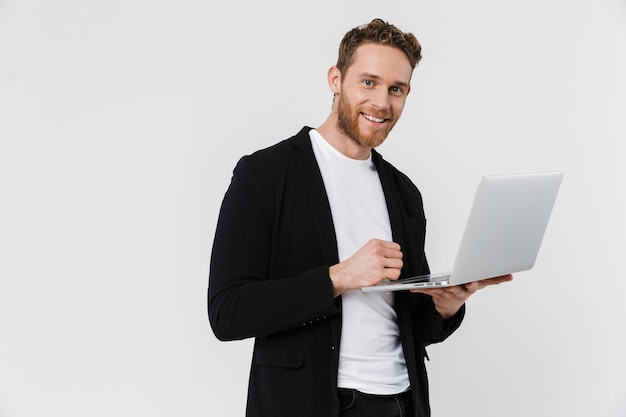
{"left": 255, "top": 343, "right": 304, "bottom": 368}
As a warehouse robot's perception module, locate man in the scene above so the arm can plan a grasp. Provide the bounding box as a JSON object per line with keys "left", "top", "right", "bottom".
{"left": 208, "top": 18, "right": 511, "bottom": 417}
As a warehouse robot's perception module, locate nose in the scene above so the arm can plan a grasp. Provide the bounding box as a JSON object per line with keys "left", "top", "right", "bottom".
{"left": 370, "top": 88, "right": 391, "bottom": 111}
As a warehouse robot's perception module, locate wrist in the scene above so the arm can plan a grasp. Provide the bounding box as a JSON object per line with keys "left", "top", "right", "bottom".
{"left": 329, "top": 264, "right": 348, "bottom": 297}
{"left": 437, "top": 303, "right": 463, "bottom": 320}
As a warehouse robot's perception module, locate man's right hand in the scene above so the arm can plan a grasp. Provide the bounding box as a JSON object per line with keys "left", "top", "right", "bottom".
{"left": 329, "top": 238, "right": 403, "bottom": 297}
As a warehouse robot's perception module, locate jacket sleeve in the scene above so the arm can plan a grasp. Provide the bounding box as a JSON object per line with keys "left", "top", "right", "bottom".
{"left": 414, "top": 294, "right": 465, "bottom": 346}
{"left": 208, "top": 156, "right": 340, "bottom": 341}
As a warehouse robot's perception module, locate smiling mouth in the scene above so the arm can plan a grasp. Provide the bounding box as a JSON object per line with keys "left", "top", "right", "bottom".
{"left": 362, "top": 113, "right": 386, "bottom": 123}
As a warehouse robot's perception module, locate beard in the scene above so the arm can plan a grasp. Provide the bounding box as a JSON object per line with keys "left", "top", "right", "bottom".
{"left": 336, "top": 92, "right": 398, "bottom": 148}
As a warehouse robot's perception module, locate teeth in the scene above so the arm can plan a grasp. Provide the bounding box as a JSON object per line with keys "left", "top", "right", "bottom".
{"left": 363, "top": 114, "right": 385, "bottom": 123}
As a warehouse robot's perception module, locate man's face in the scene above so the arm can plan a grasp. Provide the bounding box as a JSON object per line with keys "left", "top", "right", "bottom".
{"left": 336, "top": 43, "right": 413, "bottom": 148}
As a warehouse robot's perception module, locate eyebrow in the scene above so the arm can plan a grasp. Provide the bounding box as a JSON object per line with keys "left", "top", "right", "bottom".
{"left": 359, "top": 72, "right": 410, "bottom": 89}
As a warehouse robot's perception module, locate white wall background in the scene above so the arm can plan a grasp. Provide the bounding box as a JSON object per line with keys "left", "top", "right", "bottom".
{"left": 1, "top": 0, "right": 625, "bottom": 416}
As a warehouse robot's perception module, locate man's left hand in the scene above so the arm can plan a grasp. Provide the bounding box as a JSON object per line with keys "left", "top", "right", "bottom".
{"left": 410, "top": 274, "right": 513, "bottom": 320}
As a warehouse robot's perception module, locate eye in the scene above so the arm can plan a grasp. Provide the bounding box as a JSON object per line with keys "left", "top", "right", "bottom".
{"left": 363, "top": 79, "right": 374, "bottom": 87}
{"left": 390, "top": 86, "right": 404, "bottom": 96}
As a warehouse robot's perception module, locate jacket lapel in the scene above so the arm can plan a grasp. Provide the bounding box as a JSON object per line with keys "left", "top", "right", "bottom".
{"left": 372, "top": 150, "right": 406, "bottom": 254}
{"left": 291, "top": 127, "right": 340, "bottom": 266}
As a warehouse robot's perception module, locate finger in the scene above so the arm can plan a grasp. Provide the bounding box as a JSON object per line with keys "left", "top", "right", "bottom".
{"left": 379, "top": 240, "right": 401, "bottom": 250}
{"left": 497, "top": 274, "right": 514, "bottom": 282}
{"left": 410, "top": 288, "right": 444, "bottom": 296}
{"left": 378, "top": 242, "right": 403, "bottom": 259}
{"left": 384, "top": 257, "right": 404, "bottom": 269}
{"left": 383, "top": 265, "right": 403, "bottom": 281}
{"left": 482, "top": 274, "right": 513, "bottom": 286}
{"left": 411, "top": 288, "right": 451, "bottom": 298}
{"left": 465, "top": 274, "right": 513, "bottom": 292}
{"left": 443, "top": 286, "right": 470, "bottom": 301}
{"left": 381, "top": 246, "right": 403, "bottom": 260}
{"left": 444, "top": 284, "right": 467, "bottom": 293}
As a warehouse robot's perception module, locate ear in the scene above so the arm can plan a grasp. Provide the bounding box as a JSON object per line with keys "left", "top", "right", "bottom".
{"left": 327, "top": 66, "right": 341, "bottom": 94}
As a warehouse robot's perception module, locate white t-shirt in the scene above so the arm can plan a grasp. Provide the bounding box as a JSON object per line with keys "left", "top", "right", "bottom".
{"left": 309, "top": 130, "right": 410, "bottom": 395}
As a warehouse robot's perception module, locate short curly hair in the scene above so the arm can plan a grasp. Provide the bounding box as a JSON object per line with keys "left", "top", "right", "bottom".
{"left": 336, "top": 18, "right": 422, "bottom": 75}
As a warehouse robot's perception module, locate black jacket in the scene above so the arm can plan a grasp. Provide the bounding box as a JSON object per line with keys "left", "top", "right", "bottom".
{"left": 208, "top": 126, "right": 464, "bottom": 417}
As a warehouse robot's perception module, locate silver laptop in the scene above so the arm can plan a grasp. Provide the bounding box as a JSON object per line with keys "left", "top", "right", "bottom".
{"left": 361, "top": 171, "right": 564, "bottom": 292}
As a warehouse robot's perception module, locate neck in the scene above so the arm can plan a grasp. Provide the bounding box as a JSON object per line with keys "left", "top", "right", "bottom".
{"left": 316, "top": 116, "right": 372, "bottom": 161}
